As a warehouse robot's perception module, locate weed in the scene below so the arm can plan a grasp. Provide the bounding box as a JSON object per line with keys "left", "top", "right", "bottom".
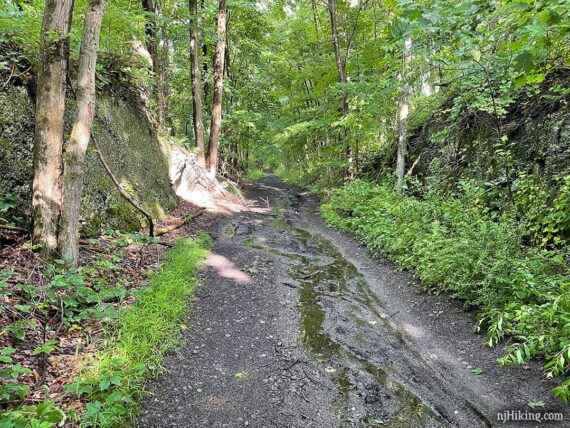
{"left": 67, "top": 234, "right": 211, "bottom": 426}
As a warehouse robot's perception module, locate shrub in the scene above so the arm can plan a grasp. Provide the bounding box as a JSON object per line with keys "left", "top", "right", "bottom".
{"left": 321, "top": 180, "right": 570, "bottom": 401}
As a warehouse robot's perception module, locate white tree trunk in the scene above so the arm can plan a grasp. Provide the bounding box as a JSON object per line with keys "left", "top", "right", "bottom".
{"left": 396, "top": 37, "right": 412, "bottom": 191}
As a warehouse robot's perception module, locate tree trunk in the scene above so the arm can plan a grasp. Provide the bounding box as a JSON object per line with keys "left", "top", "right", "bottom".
{"left": 189, "top": 0, "right": 206, "bottom": 168}
{"left": 327, "top": 0, "right": 347, "bottom": 114}
{"left": 396, "top": 37, "right": 412, "bottom": 191}
{"left": 206, "top": 0, "right": 227, "bottom": 177}
{"left": 158, "top": 17, "right": 170, "bottom": 129}
{"left": 58, "top": 0, "right": 107, "bottom": 264}
{"left": 32, "top": 0, "right": 75, "bottom": 259}
{"left": 141, "top": 0, "right": 158, "bottom": 82}
{"left": 327, "top": 0, "right": 352, "bottom": 179}
{"left": 141, "top": 0, "right": 168, "bottom": 129}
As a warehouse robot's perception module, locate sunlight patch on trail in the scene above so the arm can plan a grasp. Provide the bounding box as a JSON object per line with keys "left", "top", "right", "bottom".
{"left": 203, "top": 253, "right": 252, "bottom": 284}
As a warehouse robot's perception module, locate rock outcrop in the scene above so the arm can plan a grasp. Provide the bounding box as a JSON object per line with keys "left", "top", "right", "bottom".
{"left": 0, "top": 83, "right": 178, "bottom": 234}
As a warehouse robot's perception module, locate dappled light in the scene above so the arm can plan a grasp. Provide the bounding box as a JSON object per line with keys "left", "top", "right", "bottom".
{"left": 202, "top": 253, "right": 251, "bottom": 284}
{"left": 400, "top": 321, "right": 424, "bottom": 340}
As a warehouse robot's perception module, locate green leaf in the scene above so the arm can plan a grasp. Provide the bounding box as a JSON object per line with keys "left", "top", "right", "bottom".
{"left": 528, "top": 401, "right": 545, "bottom": 409}
{"left": 1, "top": 348, "right": 16, "bottom": 356}
{"left": 472, "top": 50, "right": 481, "bottom": 62}
{"left": 514, "top": 51, "right": 534, "bottom": 73}
{"left": 99, "top": 378, "right": 111, "bottom": 391}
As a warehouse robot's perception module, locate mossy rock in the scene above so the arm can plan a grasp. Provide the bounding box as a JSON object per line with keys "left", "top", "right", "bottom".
{"left": 0, "top": 83, "right": 177, "bottom": 235}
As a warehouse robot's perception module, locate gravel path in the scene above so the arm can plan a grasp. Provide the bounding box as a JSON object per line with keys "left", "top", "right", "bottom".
{"left": 138, "top": 175, "right": 567, "bottom": 427}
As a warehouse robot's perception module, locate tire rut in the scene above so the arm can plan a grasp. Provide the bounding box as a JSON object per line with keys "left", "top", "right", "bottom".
{"left": 139, "top": 175, "right": 567, "bottom": 428}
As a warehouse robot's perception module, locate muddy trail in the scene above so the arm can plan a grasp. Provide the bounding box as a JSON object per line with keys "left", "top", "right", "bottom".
{"left": 139, "top": 175, "right": 567, "bottom": 427}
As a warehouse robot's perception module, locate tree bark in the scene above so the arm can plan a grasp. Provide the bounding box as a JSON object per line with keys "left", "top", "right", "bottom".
{"left": 58, "top": 0, "right": 107, "bottom": 264}
{"left": 189, "top": 0, "right": 206, "bottom": 168}
{"left": 207, "top": 0, "right": 227, "bottom": 177}
{"left": 396, "top": 37, "right": 412, "bottom": 191}
{"left": 327, "top": 0, "right": 347, "bottom": 114}
{"left": 141, "top": 0, "right": 168, "bottom": 129}
{"left": 327, "top": 0, "right": 352, "bottom": 179}
{"left": 141, "top": 0, "right": 159, "bottom": 86}
{"left": 32, "top": 0, "right": 75, "bottom": 259}
{"left": 158, "top": 16, "right": 170, "bottom": 129}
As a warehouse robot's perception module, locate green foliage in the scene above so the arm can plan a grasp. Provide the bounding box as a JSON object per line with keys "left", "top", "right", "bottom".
{"left": 0, "top": 347, "right": 66, "bottom": 427}
{"left": 515, "top": 175, "right": 570, "bottom": 246}
{"left": 322, "top": 180, "right": 570, "bottom": 399}
{"left": 245, "top": 168, "right": 264, "bottom": 181}
{"left": 2, "top": 319, "right": 36, "bottom": 341}
{"left": 28, "top": 257, "right": 125, "bottom": 326}
{"left": 0, "top": 400, "right": 65, "bottom": 428}
{"left": 0, "top": 193, "right": 16, "bottom": 224}
{"left": 67, "top": 235, "right": 211, "bottom": 426}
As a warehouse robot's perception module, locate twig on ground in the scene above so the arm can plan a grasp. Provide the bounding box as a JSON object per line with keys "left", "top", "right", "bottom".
{"left": 300, "top": 270, "right": 321, "bottom": 279}
{"left": 216, "top": 173, "right": 246, "bottom": 204}
{"left": 0, "top": 224, "right": 29, "bottom": 233}
{"left": 154, "top": 208, "right": 206, "bottom": 237}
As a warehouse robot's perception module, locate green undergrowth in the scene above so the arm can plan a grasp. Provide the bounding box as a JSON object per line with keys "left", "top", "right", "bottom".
{"left": 68, "top": 234, "right": 211, "bottom": 427}
{"left": 321, "top": 180, "right": 570, "bottom": 402}
{"left": 245, "top": 168, "right": 265, "bottom": 181}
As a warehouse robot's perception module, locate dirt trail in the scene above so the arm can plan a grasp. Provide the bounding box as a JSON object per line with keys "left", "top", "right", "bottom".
{"left": 139, "top": 175, "right": 567, "bottom": 427}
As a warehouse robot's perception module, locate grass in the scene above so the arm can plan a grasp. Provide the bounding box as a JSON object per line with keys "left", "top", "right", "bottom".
{"left": 68, "top": 234, "right": 212, "bottom": 427}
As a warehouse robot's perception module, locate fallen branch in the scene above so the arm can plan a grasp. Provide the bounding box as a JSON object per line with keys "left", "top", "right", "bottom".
{"left": 216, "top": 173, "right": 246, "bottom": 204}
{"left": 300, "top": 269, "right": 322, "bottom": 279}
{"left": 90, "top": 132, "right": 155, "bottom": 237}
{"left": 406, "top": 153, "right": 422, "bottom": 177}
{"left": 0, "top": 224, "right": 29, "bottom": 234}
{"left": 154, "top": 208, "right": 206, "bottom": 237}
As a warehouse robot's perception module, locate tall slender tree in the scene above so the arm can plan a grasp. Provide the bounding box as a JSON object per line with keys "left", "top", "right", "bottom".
{"left": 58, "top": 0, "right": 107, "bottom": 263}
{"left": 142, "top": 0, "right": 169, "bottom": 129}
{"left": 32, "top": 0, "right": 75, "bottom": 259}
{"left": 206, "top": 0, "right": 227, "bottom": 177}
{"left": 395, "top": 37, "right": 411, "bottom": 191}
{"left": 189, "top": 0, "right": 206, "bottom": 168}
{"left": 327, "top": 0, "right": 352, "bottom": 179}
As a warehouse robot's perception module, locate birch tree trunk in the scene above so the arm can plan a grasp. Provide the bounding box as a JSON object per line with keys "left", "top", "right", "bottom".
{"left": 207, "top": 0, "right": 227, "bottom": 177}
{"left": 396, "top": 37, "right": 412, "bottom": 191}
{"left": 327, "top": 0, "right": 353, "bottom": 179}
{"left": 58, "top": 0, "right": 107, "bottom": 263}
{"left": 32, "top": 0, "right": 75, "bottom": 259}
{"left": 189, "top": 0, "right": 206, "bottom": 169}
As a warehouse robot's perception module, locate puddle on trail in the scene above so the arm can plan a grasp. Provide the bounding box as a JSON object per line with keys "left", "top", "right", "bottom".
{"left": 240, "top": 219, "right": 443, "bottom": 427}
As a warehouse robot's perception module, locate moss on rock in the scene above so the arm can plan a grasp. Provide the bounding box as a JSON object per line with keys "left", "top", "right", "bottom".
{"left": 0, "top": 84, "right": 177, "bottom": 234}
{"left": 0, "top": 84, "right": 35, "bottom": 226}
